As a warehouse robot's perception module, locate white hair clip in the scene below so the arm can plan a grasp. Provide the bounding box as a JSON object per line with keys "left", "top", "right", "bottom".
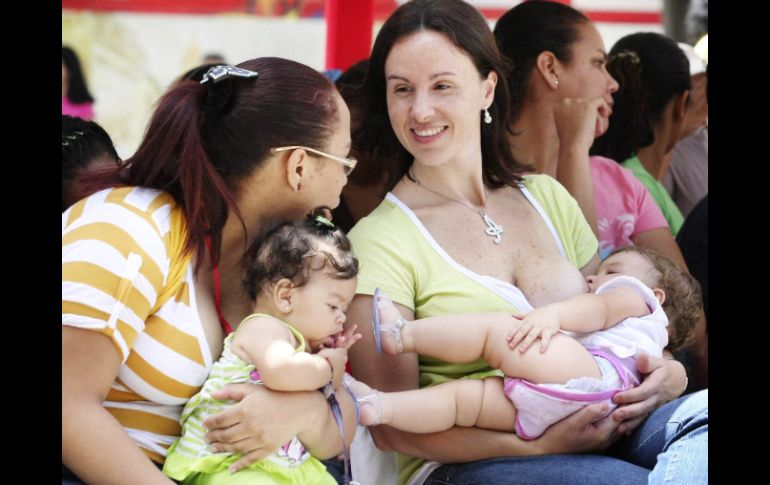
{"left": 200, "top": 65, "right": 259, "bottom": 84}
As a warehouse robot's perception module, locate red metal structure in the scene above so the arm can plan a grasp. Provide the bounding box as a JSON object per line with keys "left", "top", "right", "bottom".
{"left": 324, "top": 0, "right": 373, "bottom": 71}
{"left": 62, "top": 1, "right": 662, "bottom": 72}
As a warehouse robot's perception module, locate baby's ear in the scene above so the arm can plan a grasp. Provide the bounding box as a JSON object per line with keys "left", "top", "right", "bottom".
{"left": 273, "top": 278, "right": 295, "bottom": 313}
{"left": 652, "top": 288, "right": 666, "bottom": 306}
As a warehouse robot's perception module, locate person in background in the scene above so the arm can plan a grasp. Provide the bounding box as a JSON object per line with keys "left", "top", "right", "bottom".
{"left": 331, "top": 59, "right": 386, "bottom": 233}
{"left": 202, "top": 52, "right": 227, "bottom": 65}
{"left": 590, "top": 32, "right": 691, "bottom": 237}
{"left": 62, "top": 46, "right": 95, "bottom": 120}
{"left": 62, "top": 114, "right": 120, "bottom": 211}
{"left": 663, "top": 43, "right": 708, "bottom": 218}
{"left": 493, "top": 1, "right": 683, "bottom": 266}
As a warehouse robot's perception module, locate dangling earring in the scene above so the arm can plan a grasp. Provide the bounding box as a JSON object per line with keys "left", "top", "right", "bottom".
{"left": 483, "top": 106, "right": 492, "bottom": 124}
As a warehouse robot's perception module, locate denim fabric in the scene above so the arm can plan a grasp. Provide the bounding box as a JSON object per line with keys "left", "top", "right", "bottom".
{"left": 611, "top": 389, "right": 708, "bottom": 484}
{"left": 426, "top": 390, "right": 707, "bottom": 485}
{"left": 426, "top": 454, "right": 648, "bottom": 485}
{"left": 323, "top": 457, "right": 348, "bottom": 484}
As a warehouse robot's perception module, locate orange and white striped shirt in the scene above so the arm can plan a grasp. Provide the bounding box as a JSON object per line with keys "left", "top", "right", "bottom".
{"left": 62, "top": 187, "right": 213, "bottom": 463}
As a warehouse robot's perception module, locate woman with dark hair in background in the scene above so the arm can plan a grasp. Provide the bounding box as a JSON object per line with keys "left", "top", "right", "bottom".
{"left": 495, "top": 1, "right": 707, "bottom": 393}
{"left": 493, "top": 1, "right": 685, "bottom": 265}
{"left": 63, "top": 58, "right": 358, "bottom": 484}
{"left": 591, "top": 32, "right": 692, "bottom": 237}
{"left": 62, "top": 46, "right": 95, "bottom": 120}
{"left": 343, "top": 0, "right": 706, "bottom": 483}
{"left": 61, "top": 114, "right": 121, "bottom": 211}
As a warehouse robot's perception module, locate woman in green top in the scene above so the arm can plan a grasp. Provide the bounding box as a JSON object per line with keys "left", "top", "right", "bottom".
{"left": 343, "top": 1, "right": 704, "bottom": 484}
{"left": 591, "top": 32, "right": 692, "bottom": 235}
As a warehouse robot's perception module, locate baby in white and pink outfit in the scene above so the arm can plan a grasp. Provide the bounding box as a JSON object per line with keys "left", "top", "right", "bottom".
{"left": 347, "top": 246, "right": 701, "bottom": 439}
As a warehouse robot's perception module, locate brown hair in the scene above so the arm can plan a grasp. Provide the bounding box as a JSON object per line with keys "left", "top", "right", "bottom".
{"left": 611, "top": 246, "right": 702, "bottom": 352}
{"left": 353, "top": 0, "right": 526, "bottom": 193}
{"left": 79, "top": 57, "right": 339, "bottom": 269}
{"left": 244, "top": 207, "right": 358, "bottom": 301}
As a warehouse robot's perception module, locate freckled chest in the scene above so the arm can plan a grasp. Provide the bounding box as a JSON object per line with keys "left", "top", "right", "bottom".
{"left": 414, "top": 188, "right": 587, "bottom": 307}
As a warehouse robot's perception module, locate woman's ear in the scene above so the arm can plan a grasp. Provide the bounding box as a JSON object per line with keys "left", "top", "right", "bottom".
{"left": 672, "top": 90, "right": 689, "bottom": 122}
{"left": 283, "top": 148, "right": 309, "bottom": 192}
{"left": 535, "top": 51, "right": 561, "bottom": 90}
{"left": 272, "top": 278, "right": 295, "bottom": 313}
{"left": 665, "top": 90, "right": 691, "bottom": 151}
{"left": 482, "top": 70, "right": 498, "bottom": 108}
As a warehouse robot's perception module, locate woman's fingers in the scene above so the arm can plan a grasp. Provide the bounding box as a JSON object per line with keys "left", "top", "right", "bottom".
{"left": 209, "top": 383, "right": 257, "bottom": 405}
{"left": 205, "top": 421, "right": 254, "bottom": 447}
{"left": 617, "top": 415, "right": 646, "bottom": 436}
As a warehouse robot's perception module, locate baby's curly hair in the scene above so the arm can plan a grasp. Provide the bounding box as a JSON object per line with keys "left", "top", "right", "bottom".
{"left": 243, "top": 207, "right": 359, "bottom": 301}
{"left": 610, "top": 247, "right": 702, "bottom": 352}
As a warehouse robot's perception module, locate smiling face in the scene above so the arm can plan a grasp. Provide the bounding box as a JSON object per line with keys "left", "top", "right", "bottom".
{"left": 384, "top": 31, "right": 496, "bottom": 168}
{"left": 557, "top": 23, "right": 619, "bottom": 137}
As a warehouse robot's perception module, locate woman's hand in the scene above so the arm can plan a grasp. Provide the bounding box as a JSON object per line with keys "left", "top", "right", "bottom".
{"left": 611, "top": 352, "right": 687, "bottom": 435}
{"left": 553, "top": 97, "right": 611, "bottom": 155}
{"left": 204, "top": 384, "right": 323, "bottom": 473}
{"left": 536, "top": 402, "right": 622, "bottom": 454}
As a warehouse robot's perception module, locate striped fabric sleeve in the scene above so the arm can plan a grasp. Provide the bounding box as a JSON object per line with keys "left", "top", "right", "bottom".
{"left": 62, "top": 188, "right": 172, "bottom": 363}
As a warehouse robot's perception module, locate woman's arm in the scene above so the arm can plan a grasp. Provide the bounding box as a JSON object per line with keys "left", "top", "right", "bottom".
{"left": 611, "top": 352, "right": 688, "bottom": 434}
{"left": 62, "top": 327, "right": 174, "bottom": 484}
{"left": 631, "top": 227, "right": 687, "bottom": 269}
{"left": 579, "top": 253, "right": 601, "bottom": 277}
{"left": 345, "top": 295, "right": 621, "bottom": 461}
{"left": 552, "top": 97, "right": 613, "bottom": 238}
{"left": 203, "top": 383, "right": 360, "bottom": 471}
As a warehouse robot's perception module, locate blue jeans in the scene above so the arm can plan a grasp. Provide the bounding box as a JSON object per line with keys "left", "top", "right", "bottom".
{"left": 323, "top": 457, "right": 347, "bottom": 484}
{"left": 426, "top": 390, "right": 707, "bottom": 485}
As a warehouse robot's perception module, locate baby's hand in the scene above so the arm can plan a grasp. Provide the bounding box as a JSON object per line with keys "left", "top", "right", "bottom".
{"left": 332, "top": 324, "right": 362, "bottom": 350}
{"left": 506, "top": 306, "right": 560, "bottom": 353}
{"left": 318, "top": 347, "right": 348, "bottom": 389}
{"left": 314, "top": 325, "right": 362, "bottom": 351}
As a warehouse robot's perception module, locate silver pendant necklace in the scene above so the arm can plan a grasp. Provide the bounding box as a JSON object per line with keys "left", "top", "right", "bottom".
{"left": 411, "top": 169, "right": 504, "bottom": 244}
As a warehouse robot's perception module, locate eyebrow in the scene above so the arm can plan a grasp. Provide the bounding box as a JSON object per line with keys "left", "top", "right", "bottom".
{"left": 596, "top": 50, "right": 608, "bottom": 59}
{"left": 386, "top": 71, "right": 457, "bottom": 82}
{"left": 602, "top": 262, "right": 620, "bottom": 272}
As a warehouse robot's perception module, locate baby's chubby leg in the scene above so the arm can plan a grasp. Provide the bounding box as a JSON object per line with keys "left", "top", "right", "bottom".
{"left": 375, "top": 291, "right": 517, "bottom": 368}
{"left": 346, "top": 376, "right": 516, "bottom": 434}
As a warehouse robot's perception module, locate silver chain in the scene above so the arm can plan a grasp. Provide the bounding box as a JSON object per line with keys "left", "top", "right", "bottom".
{"left": 410, "top": 168, "right": 504, "bottom": 244}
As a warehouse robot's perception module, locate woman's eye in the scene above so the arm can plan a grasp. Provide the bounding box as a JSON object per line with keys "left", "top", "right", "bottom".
{"left": 394, "top": 85, "right": 411, "bottom": 94}
{"left": 435, "top": 83, "right": 451, "bottom": 90}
